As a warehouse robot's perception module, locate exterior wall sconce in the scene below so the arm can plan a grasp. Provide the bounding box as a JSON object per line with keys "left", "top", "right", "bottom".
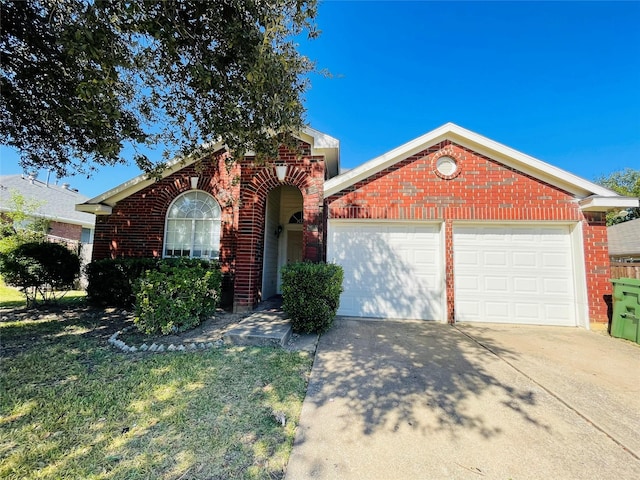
{"left": 190, "top": 177, "right": 199, "bottom": 189}
{"left": 275, "top": 165, "right": 287, "bottom": 182}
{"left": 275, "top": 225, "right": 283, "bottom": 238}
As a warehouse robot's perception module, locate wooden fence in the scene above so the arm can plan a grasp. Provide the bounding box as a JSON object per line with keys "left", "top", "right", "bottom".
{"left": 610, "top": 262, "right": 640, "bottom": 280}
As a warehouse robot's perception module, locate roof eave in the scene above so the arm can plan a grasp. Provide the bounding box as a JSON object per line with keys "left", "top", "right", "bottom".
{"left": 579, "top": 196, "right": 640, "bottom": 212}
{"left": 324, "top": 122, "right": 621, "bottom": 199}
{"left": 75, "top": 203, "right": 113, "bottom": 215}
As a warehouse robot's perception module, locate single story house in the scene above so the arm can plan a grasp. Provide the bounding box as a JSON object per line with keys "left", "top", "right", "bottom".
{"left": 76, "top": 123, "right": 638, "bottom": 328}
{"left": 608, "top": 218, "right": 640, "bottom": 262}
{"left": 1, "top": 173, "right": 95, "bottom": 257}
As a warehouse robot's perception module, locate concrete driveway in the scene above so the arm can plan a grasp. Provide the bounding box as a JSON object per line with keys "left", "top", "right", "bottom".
{"left": 286, "top": 319, "right": 640, "bottom": 480}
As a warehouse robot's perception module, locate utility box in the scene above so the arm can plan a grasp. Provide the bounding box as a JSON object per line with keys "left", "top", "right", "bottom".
{"left": 610, "top": 278, "right": 640, "bottom": 345}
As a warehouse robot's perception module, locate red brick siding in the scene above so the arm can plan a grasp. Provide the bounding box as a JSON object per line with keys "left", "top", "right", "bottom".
{"left": 49, "top": 221, "right": 82, "bottom": 242}
{"left": 92, "top": 142, "right": 326, "bottom": 313}
{"left": 93, "top": 150, "right": 241, "bottom": 298}
{"left": 327, "top": 141, "right": 609, "bottom": 325}
{"left": 233, "top": 141, "right": 326, "bottom": 311}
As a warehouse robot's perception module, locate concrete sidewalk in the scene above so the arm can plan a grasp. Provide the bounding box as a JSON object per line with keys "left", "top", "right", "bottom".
{"left": 286, "top": 318, "right": 640, "bottom": 480}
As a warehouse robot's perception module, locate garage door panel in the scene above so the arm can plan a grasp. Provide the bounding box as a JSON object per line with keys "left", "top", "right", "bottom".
{"left": 454, "top": 225, "right": 576, "bottom": 326}
{"left": 328, "top": 222, "right": 443, "bottom": 320}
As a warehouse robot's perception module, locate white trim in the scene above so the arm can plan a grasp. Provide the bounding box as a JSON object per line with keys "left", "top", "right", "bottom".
{"left": 569, "top": 221, "right": 589, "bottom": 329}
{"left": 75, "top": 203, "right": 112, "bottom": 215}
{"left": 276, "top": 223, "right": 303, "bottom": 293}
{"left": 324, "top": 122, "right": 622, "bottom": 199}
{"left": 78, "top": 126, "right": 340, "bottom": 212}
{"left": 80, "top": 140, "right": 226, "bottom": 208}
{"left": 579, "top": 195, "right": 639, "bottom": 212}
{"left": 162, "top": 190, "right": 222, "bottom": 260}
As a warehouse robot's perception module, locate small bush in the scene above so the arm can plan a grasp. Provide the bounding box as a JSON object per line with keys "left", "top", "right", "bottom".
{"left": 281, "top": 262, "right": 343, "bottom": 334}
{"left": 85, "top": 257, "right": 160, "bottom": 307}
{"left": 0, "top": 241, "right": 80, "bottom": 306}
{"left": 133, "top": 259, "right": 222, "bottom": 335}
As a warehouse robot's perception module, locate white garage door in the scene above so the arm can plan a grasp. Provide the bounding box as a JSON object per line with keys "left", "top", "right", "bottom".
{"left": 454, "top": 225, "right": 577, "bottom": 326}
{"left": 327, "top": 222, "right": 443, "bottom": 320}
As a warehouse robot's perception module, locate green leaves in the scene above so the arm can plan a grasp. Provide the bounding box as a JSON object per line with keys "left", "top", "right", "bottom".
{"left": 1, "top": 0, "right": 319, "bottom": 177}
{"left": 0, "top": 241, "right": 80, "bottom": 307}
{"left": 133, "top": 259, "right": 222, "bottom": 335}
{"left": 596, "top": 168, "right": 640, "bottom": 225}
{"left": 281, "top": 262, "right": 344, "bottom": 334}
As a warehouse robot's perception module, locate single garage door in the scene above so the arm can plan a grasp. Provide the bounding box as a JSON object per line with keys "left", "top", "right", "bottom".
{"left": 454, "top": 225, "right": 577, "bottom": 326}
{"left": 327, "top": 221, "right": 443, "bottom": 320}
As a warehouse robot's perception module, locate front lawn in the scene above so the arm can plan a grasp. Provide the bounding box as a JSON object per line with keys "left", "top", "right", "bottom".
{"left": 0, "top": 308, "right": 313, "bottom": 479}
{"left": 0, "top": 278, "right": 87, "bottom": 308}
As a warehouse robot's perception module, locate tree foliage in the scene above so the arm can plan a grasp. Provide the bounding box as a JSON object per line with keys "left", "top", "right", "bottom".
{"left": 596, "top": 168, "right": 640, "bottom": 225}
{"left": 1, "top": 0, "right": 319, "bottom": 177}
{"left": 0, "top": 241, "right": 80, "bottom": 306}
{"left": 0, "top": 190, "right": 48, "bottom": 253}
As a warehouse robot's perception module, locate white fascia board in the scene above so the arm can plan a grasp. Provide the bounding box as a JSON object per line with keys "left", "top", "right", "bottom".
{"left": 75, "top": 203, "right": 113, "bottom": 215}
{"left": 83, "top": 140, "right": 226, "bottom": 207}
{"left": 444, "top": 125, "right": 617, "bottom": 197}
{"left": 303, "top": 126, "right": 340, "bottom": 149}
{"left": 579, "top": 195, "right": 639, "bottom": 212}
{"left": 324, "top": 122, "right": 619, "bottom": 199}
{"left": 324, "top": 125, "right": 451, "bottom": 197}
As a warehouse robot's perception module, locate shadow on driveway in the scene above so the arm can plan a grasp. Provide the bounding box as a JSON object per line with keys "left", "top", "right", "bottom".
{"left": 286, "top": 318, "right": 640, "bottom": 480}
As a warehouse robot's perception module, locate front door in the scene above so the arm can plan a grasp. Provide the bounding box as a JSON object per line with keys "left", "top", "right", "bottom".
{"left": 286, "top": 229, "right": 303, "bottom": 264}
{"left": 277, "top": 226, "right": 303, "bottom": 293}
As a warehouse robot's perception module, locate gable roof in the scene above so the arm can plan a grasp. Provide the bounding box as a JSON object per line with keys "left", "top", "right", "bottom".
{"left": 0, "top": 174, "right": 95, "bottom": 228}
{"left": 608, "top": 218, "right": 640, "bottom": 257}
{"left": 323, "top": 123, "right": 637, "bottom": 212}
{"left": 77, "top": 127, "right": 339, "bottom": 215}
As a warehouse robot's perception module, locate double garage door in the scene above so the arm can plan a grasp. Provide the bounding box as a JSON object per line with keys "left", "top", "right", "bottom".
{"left": 328, "top": 222, "right": 578, "bottom": 326}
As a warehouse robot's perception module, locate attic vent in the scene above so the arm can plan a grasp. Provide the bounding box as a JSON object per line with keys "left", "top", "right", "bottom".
{"left": 436, "top": 156, "right": 457, "bottom": 177}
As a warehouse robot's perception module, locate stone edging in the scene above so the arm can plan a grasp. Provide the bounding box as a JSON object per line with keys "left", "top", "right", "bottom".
{"left": 108, "top": 325, "right": 224, "bottom": 353}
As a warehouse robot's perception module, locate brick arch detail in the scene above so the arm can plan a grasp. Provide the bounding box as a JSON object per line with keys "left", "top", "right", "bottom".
{"left": 234, "top": 162, "right": 325, "bottom": 312}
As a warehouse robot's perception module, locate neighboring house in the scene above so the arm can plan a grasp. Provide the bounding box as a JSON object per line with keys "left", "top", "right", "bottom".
{"left": 608, "top": 218, "right": 640, "bottom": 262}
{"left": 0, "top": 174, "right": 96, "bottom": 268}
{"left": 76, "top": 123, "right": 638, "bottom": 328}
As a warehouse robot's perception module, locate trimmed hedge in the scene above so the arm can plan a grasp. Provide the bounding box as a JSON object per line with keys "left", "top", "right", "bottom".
{"left": 85, "top": 258, "right": 159, "bottom": 307}
{"left": 85, "top": 257, "right": 219, "bottom": 308}
{"left": 281, "top": 262, "right": 343, "bottom": 334}
{"left": 134, "top": 260, "right": 222, "bottom": 335}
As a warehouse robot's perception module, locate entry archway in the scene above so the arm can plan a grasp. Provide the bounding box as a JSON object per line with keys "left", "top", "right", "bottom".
{"left": 262, "top": 186, "right": 303, "bottom": 299}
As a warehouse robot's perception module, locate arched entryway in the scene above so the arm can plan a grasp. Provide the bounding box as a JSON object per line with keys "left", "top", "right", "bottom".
{"left": 262, "top": 185, "right": 304, "bottom": 299}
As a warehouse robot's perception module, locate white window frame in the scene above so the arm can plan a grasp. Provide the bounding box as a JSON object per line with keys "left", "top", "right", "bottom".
{"left": 163, "top": 190, "right": 221, "bottom": 260}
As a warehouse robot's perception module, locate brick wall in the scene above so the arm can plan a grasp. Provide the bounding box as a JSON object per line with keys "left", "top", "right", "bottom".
{"left": 233, "top": 141, "right": 326, "bottom": 311}
{"left": 92, "top": 142, "right": 326, "bottom": 313}
{"left": 327, "top": 141, "right": 610, "bottom": 324}
{"left": 49, "top": 221, "right": 82, "bottom": 242}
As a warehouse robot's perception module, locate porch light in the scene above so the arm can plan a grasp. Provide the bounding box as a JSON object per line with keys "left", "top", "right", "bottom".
{"left": 190, "top": 177, "right": 199, "bottom": 189}
{"left": 275, "top": 165, "right": 287, "bottom": 182}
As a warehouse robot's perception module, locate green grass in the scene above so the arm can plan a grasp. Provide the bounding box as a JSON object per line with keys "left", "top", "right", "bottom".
{"left": 0, "top": 310, "right": 313, "bottom": 479}
{"left": 0, "top": 278, "right": 87, "bottom": 308}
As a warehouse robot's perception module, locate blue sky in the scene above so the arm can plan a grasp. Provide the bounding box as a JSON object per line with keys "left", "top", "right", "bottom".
{"left": 1, "top": 0, "right": 639, "bottom": 198}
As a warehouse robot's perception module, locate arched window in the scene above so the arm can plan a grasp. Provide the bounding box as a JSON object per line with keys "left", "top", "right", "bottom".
{"left": 164, "top": 191, "right": 221, "bottom": 259}
{"left": 289, "top": 211, "right": 303, "bottom": 224}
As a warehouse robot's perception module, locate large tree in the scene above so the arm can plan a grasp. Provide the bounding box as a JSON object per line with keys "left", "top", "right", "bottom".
{"left": 1, "top": 0, "right": 318, "bottom": 177}
{"left": 596, "top": 168, "right": 640, "bottom": 225}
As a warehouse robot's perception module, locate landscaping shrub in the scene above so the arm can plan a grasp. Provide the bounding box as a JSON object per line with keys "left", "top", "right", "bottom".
{"left": 85, "top": 257, "right": 160, "bottom": 307}
{"left": 133, "top": 259, "right": 222, "bottom": 335}
{"left": 281, "top": 261, "right": 343, "bottom": 334}
{"left": 0, "top": 241, "right": 80, "bottom": 306}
